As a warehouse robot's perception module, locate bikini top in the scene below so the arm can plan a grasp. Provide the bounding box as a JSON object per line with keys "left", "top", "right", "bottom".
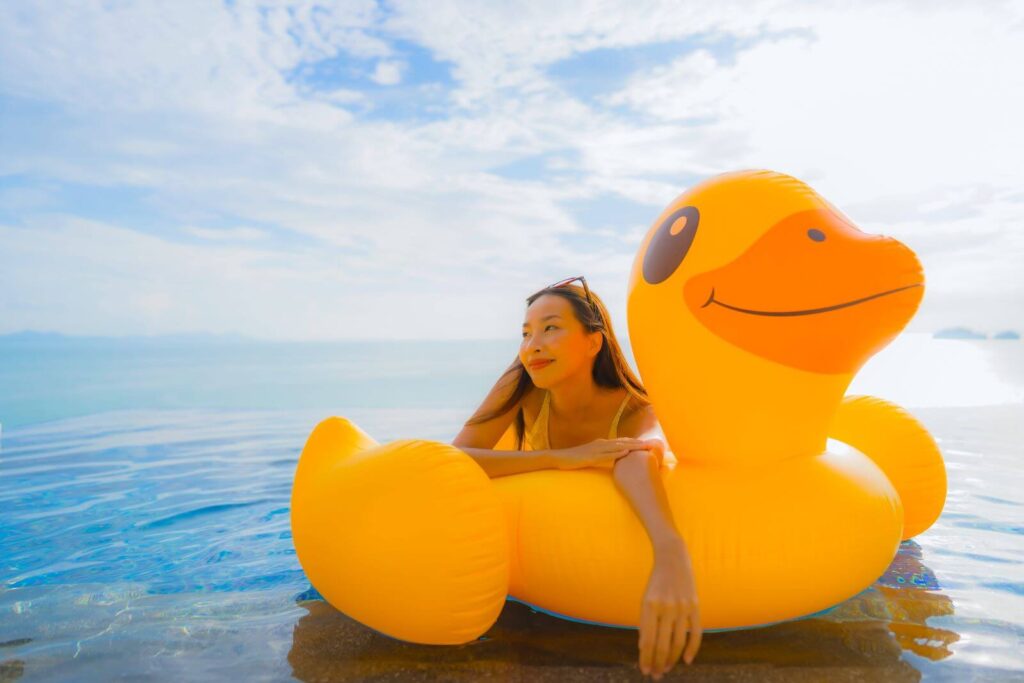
{"left": 526, "top": 389, "right": 632, "bottom": 451}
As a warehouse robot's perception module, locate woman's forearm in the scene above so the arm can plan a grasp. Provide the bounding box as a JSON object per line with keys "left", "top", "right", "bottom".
{"left": 454, "top": 446, "right": 558, "bottom": 478}
{"left": 612, "top": 450, "right": 685, "bottom": 553}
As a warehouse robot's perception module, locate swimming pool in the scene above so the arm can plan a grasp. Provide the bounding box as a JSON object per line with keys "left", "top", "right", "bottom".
{"left": 1, "top": 403, "right": 1022, "bottom": 681}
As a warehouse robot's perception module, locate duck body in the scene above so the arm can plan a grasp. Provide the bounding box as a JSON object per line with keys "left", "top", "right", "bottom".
{"left": 290, "top": 170, "right": 947, "bottom": 644}
{"left": 490, "top": 448, "right": 904, "bottom": 630}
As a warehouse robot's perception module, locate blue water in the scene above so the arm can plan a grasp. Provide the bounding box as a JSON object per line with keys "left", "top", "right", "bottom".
{"left": 0, "top": 334, "right": 520, "bottom": 429}
{"left": 1, "top": 335, "right": 1022, "bottom": 680}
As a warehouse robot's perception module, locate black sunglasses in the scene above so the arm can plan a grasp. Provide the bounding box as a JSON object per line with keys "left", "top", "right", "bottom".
{"left": 546, "top": 275, "right": 595, "bottom": 309}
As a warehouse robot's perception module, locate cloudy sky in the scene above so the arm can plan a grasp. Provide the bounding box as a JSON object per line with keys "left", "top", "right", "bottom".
{"left": 1, "top": 0, "right": 1022, "bottom": 341}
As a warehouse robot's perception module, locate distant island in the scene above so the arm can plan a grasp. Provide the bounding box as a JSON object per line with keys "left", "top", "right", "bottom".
{"left": 933, "top": 327, "right": 1021, "bottom": 340}
{"left": 933, "top": 326, "right": 987, "bottom": 339}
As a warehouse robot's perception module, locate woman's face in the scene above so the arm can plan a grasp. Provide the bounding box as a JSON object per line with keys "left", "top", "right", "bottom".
{"left": 520, "top": 294, "right": 602, "bottom": 387}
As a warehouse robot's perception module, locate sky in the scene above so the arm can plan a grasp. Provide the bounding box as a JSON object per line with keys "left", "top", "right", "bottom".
{"left": 1, "top": 0, "right": 1023, "bottom": 341}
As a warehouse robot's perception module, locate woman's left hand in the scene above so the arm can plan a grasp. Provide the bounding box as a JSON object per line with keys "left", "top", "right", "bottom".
{"left": 638, "top": 539, "right": 702, "bottom": 679}
{"left": 637, "top": 438, "right": 668, "bottom": 469}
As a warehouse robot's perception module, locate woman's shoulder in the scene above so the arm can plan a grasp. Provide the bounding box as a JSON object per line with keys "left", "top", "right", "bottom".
{"left": 616, "top": 392, "right": 657, "bottom": 437}
{"left": 615, "top": 387, "right": 647, "bottom": 415}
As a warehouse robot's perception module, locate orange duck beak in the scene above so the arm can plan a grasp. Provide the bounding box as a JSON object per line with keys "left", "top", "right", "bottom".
{"left": 684, "top": 208, "right": 924, "bottom": 374}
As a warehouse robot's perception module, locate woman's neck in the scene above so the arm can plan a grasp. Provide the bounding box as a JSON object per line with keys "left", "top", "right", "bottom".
{"left": 546, "top": 372, "right": 611, "bottom": 421}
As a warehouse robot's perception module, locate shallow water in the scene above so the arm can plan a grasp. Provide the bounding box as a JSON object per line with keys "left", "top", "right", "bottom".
{"left": 1, "top": 403, "right": 1022, "bottom": 682}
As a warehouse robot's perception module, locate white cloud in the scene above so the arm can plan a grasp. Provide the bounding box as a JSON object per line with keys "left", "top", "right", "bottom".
{"left": 0, "top": 1, "right": 1022, "bottom": 339}
{"left": 0, "top": 0, "right": 382, "bottom": 120}
{"left": 602, "top": 3, "right": 1024, "bottom": 199}
{"left": 370, "top": 60, "right": 405, "bottom": 85}
{"left": 314, "top": 87, "right": 367, "bottom": 106}
{"left": 0, "top": 214, "right": 626, "bottom": 341}
{"left": 382, "top": 1, "right": 785, "bottom": 106}
{"left": 184, "top": 226, "right": 270, "bottom": 241}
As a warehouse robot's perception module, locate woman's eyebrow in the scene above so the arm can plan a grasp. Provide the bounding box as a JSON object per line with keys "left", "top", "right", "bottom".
{"left": 522, "top": 315, "right": 562, "bottom": 327}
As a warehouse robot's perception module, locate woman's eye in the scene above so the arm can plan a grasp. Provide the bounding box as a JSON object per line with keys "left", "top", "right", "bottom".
{"left": 521, "top": 325, "right": 557, "bottom": 338}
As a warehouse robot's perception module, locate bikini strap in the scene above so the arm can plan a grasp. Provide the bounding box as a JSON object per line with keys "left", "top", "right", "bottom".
{"left": 527, "top": 390, "right": 550, "bottom": 440}
{"left": 609, "top": 392, "right": 631, "bottom": 438}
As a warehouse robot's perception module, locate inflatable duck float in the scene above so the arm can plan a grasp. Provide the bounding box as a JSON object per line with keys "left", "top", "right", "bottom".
{"left": 290, "top": 169, "right": 947, "bottom": 645}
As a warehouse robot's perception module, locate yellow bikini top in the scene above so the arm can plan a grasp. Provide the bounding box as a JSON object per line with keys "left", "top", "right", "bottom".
{"left": 526, "top": 389, "right": 632, "bottom": 450}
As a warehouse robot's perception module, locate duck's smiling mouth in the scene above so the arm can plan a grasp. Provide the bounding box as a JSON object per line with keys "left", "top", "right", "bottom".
{"left": 701, "top": 283, "right": 923, "bottom": 317}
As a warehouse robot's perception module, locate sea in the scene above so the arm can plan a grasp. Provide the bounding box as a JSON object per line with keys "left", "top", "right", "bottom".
{"left": 0, "top": 332, "right": 1021, "bottom": 681}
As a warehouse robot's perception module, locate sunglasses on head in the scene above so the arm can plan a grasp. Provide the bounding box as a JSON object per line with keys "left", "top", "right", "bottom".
{"left": 546, "top": 275, "right": 595, "bottom": 309}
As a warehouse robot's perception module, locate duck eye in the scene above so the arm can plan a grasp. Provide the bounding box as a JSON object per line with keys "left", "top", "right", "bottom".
{"left": 642, "top": 205, "right": 700, "bottom": 285}
{"left": 808, "top": 228, "right": 825, "bottom": 242}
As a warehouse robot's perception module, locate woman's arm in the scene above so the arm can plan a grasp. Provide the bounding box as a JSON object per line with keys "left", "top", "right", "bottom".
{"left": 451, "top": 367, "right": 551, "bottom": 479}
{"left": 612, "top": 404, "right": 680, "bottom": 542}
{"left": 613, "top": 451, "right": 701, "bottom": 677}
{"left": 611, "top": 449, "right": 682, "bottom": 550}
{"left": 613, "top": 406, "right": 702, "bottom": 678}
{"left": 453, "top": 447, "right": 557, "bottom": 478}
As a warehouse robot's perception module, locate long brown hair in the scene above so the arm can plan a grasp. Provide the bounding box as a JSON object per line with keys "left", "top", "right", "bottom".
{"left": 464, "top": 282, "right": 650, "bottom": 449}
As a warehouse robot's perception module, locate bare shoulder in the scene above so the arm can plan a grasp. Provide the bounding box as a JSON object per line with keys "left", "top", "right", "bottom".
{"left": 616, "top": 398, "right": 675, "bottom": 466}
{"left": 615, "top": 398, "right": 659, "bottom": 439}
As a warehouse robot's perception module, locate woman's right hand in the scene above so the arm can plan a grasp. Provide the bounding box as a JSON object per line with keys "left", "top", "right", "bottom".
{"left": 553, "top": 438, "right": 653, "bottom": 470}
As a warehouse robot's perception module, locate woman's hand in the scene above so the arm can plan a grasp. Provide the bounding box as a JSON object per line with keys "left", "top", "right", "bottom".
{"left": 638, "top": 540, "right": 702, "bottom": 679}
{"left": 639, "top": 437, "right": 667, "bottom": 469}
{"left": 554, "top": 438, "right": 655, "bottom": 470}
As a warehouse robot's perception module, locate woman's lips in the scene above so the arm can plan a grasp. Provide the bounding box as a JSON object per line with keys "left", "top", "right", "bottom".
{"left": 528, "top": 360, "right": 554, "bottom": 370}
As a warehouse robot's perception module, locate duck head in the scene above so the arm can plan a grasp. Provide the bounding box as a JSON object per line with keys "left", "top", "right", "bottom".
{"left": 627, "top": 170, "right": 924, "bottom": 462}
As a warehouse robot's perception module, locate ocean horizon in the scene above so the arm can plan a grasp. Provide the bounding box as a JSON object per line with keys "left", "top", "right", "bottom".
{"left": 1, "top": 330, "right": 1021, "bottom": 432}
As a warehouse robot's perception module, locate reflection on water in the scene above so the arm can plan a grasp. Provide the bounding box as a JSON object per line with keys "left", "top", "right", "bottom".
{"left": 1, "top": 361, "right": 1023, "bottom": 679}
{"left": 873, "top": 542, "right": 959, "bottom": 662}
{"left": 286, "top": 540, "right": 960, "bottom": 682}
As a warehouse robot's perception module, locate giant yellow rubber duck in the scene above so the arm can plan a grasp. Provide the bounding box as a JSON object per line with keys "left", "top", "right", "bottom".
{"left": 290, "top": 169, "right": 947, "bottom": 645}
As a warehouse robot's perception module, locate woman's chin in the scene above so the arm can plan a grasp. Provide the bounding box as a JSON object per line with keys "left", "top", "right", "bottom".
{"left": 525, "top": 362, "right": 560, "bottom": 387}
{"left": 529, "top": 373, "right": 552, "bottom": 388}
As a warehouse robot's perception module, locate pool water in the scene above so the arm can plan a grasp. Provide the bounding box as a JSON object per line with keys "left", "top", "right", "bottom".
{"left": 1, "top": 335, "right": 1023, "bottom": 681}
{"left": 1, "top": 404, "right": 1022, "bottom": 681}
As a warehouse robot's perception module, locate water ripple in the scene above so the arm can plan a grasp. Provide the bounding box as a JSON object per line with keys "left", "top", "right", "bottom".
{"left": 0, "top": 405, "right": 1022, "bottom": 680}
{"left": 136, "top": 500, "right": 272, "bottom": 530}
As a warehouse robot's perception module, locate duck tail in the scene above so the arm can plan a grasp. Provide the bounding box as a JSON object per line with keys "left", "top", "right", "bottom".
{"left": 293, "top": 416, "right": 380, "bottom": 486}
{"left": 828, "top": 395, "right": 947, "bottom": 539}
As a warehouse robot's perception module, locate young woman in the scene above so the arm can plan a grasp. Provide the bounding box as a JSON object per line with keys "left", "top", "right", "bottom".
{"left": 451, "top": 276, "right": 702, "bottom": 679}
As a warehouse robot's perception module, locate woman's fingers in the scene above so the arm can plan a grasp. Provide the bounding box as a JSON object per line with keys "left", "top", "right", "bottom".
{"left": 638, "top": 601, "right": 657, "bottom": 675}
{"left": 643, "top": 602, "right": 703, "bottom": 678}
{"left": 665, "top": 608, "right": 689, "bottom": 674}
{"left": 683, "top": 606, "right": 703, "bottom": 665}
{"left": 612, "top": 440, "right": 653, "bottom": 457}
{"left": 651, "top": 610, "right": 675, "bottom": 678}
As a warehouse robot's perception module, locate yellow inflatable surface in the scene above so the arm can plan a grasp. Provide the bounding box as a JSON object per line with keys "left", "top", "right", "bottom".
{"left": 290, "top": 169, "right": 947, "bottom": 645}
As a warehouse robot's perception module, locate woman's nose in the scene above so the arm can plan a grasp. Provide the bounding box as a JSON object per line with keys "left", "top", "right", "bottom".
{"left": 522, "top": 338, "right": 543, "bottom": 354}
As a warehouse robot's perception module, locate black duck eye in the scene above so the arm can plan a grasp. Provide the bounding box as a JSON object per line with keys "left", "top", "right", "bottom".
{"left": 643, "top": 205, "right": 700, "bottom": 285}
{"left": 808, "top": 228, "right": 825, "bottom": 242}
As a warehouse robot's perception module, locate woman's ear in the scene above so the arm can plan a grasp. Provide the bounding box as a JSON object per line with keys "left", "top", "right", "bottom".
{"left": 588, "top": 330, "right": 604, "bottom": 358}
